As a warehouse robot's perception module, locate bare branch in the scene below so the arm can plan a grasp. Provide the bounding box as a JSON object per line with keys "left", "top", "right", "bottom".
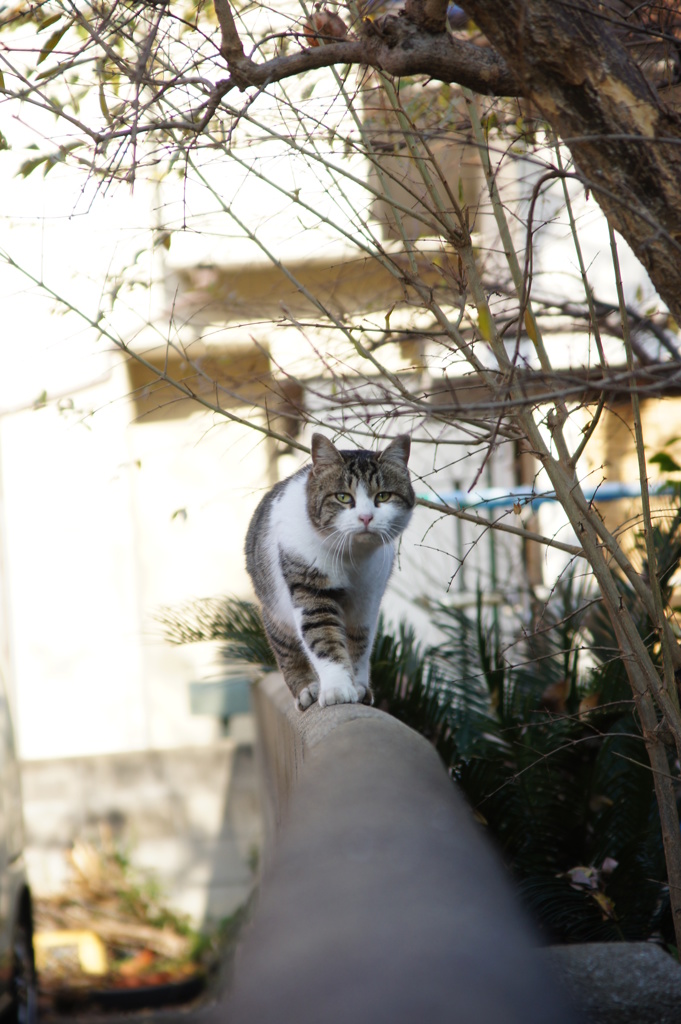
{"left": 416, "top": 498, "right": 583, "bottom": 556}
{"left": 213, "top": 12, "right": 518, "bottom": 97}
{"left": 214, "top": 0, "right": 246, "bottom": 65}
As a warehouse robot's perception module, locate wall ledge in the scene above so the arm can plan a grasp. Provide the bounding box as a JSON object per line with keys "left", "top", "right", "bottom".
{"left": 254, "top": 671, "right": 423, "bottom": 833}
{"left": 212, "top": 673, "right": 577, "bottom": 1024}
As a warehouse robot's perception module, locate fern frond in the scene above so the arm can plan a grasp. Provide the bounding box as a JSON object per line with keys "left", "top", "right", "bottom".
{"left": 156, "top": 597, "right": 276, "bottom": 668}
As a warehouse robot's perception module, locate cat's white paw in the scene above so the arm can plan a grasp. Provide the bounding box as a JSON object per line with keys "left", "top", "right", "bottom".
{"left": 318, "top": 680, "right": 358, "bottom": 707}
{"left": 296, "top": 682, "right": 320, "bottom": 711}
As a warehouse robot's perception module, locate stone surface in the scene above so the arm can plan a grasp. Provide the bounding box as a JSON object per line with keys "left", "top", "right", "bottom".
{"left": 541, "top": 942, "right": 681, "bottom": 1024}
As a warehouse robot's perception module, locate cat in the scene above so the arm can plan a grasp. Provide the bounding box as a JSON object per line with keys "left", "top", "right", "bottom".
{"left": 245, "top": 433, "right": 415, "bottom": 710}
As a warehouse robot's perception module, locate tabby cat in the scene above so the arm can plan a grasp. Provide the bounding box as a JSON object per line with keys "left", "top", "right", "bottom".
{"left": 245, "top": 434, "right": 415, "bottom": 710}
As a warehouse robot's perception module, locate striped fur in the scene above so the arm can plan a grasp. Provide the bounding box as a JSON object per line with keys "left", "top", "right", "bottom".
{"left": 245, "top": 434, "right": 414, "bottom": 709}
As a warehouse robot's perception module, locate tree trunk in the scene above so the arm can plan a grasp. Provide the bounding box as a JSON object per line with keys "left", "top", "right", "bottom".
{"left": 461, "top": 0, "right": 681, "bottom": 324}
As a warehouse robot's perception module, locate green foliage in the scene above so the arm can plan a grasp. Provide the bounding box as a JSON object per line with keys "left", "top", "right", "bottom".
{"left": 650, "top": 452, "right": 681, "bottom": 475}
{"left": 370, "top": 514, "right": 681, "bottom": 947}
{"left": 370, "top": 619, "right": 455, "bottom": 760}
{"left": 18, "top": 141, "right": 85, "bottom": 178}
{"left": 156, "top": 596, "right": 276, "bottom": 669}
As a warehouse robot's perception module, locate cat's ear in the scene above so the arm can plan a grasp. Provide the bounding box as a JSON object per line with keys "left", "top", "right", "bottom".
{"left": 379, "top": 434, "right": 411, "bottom": 467}
{"left": 311, "top": 434, "right": 344, "bottom": 472}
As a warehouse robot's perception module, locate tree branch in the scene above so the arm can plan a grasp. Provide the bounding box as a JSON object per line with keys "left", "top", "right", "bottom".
{"left": 214, "top": 0, "right": 245, "bottom": 64}
{"left": 416, "top": 498, "right": 583, "bottom": 556}
{"left": 213, "top": 4, "right": 519, "bottom": 97}
{"left": 459, "top": 0, "right": 681, "bottom": 324}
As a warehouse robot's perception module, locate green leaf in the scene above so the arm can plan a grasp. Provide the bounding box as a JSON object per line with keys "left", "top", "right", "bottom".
{"left": 99, "top": 83, "right": 111, "bottom": 123}
{"left": 650, "top": 452, "right": 681, "bottom": 473}
{"left": 477, "top": 305, "right": 493, "bottom": 341}
{"left": 18, "top": 155, "right": 48, "bottom": 178}
{"left": 38, "top": 12, "right": 63, "bottom": 31}
{"left": 42, "top": 154, "right": 59, "bottom": 176}
{"left": 481, "top": 110, "right": 498, "bottom": 138}
{"left": 17, "top": 141, "right": 82, "bottom": 178}
{"left": 37, "top": 23, "right": 70, "bottom": 66}
{"left": 36, "top": 60, "right": 77, "bottom": 81}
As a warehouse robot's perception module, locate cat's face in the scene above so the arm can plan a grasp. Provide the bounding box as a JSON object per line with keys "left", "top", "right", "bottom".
{"left": 306, "top": 434, "right": 415, "bottom": 544}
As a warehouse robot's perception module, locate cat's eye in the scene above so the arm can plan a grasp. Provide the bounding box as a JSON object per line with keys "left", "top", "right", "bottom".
{"left": 375, "top": 491, "right": 392, "bottom": 503}
{"left": 335, "top": 493, "right": 353, "bottom": 505}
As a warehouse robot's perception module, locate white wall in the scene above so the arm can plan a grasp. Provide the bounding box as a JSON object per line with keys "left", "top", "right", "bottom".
{"left": 0, "top": 344, "right": 268, "bottom": 759}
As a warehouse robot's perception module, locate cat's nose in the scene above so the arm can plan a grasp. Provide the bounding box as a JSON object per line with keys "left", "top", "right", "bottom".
{"left": 358, "top": 513, "right": 374, "bottom": 528}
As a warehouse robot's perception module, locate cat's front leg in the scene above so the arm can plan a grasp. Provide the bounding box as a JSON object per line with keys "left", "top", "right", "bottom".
{"left": 262, "top": 610, "right": 321, "bottom": 710}
{"left": 347, "top": 624, "right": 374, "bottom": 705}
{"left": 289, "top": 583, "right": 359, "bottom": 707}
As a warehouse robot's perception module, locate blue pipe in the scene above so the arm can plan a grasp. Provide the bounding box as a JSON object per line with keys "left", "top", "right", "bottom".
{"left": 418, "top": 481, "right": 677, "bottom": 511}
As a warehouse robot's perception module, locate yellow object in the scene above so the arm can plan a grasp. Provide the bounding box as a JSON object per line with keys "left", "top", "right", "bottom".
{"left": 34, "top": 930, "right": 108, "bottom": 975}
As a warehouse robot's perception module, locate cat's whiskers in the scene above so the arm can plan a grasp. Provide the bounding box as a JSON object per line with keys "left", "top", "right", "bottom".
{"left": 375, "top": 527, "right": 394, "bottom": 574}
{"left": 325, "top": 527, "right": 351, "bottom": 576}
{"left": 332, "top": 531, "right": 348, "bottom": 576}
{"left": 345, "top": 530, "right": 361, "bottom": 573}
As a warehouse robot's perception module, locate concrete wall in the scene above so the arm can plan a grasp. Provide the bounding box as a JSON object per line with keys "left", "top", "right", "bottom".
{"left": 211, "top": 674, "right": 578, "bottom": 1024}
{"left": 21, "top": 731, "right": 263, "bottom": 925}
